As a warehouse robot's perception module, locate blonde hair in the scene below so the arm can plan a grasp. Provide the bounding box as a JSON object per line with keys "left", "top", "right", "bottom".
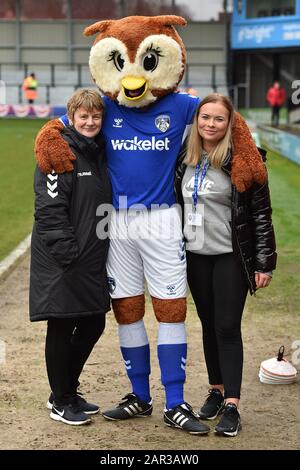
{"left": 185, "top": 93, "right": 234, "bottom": 168}
{"left": 67, "top": 88, "right": 104, "bottom": 121}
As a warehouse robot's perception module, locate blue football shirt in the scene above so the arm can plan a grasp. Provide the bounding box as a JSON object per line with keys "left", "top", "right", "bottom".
{"left": 102, "top": 93, "right": 199, "bottom": 208}
{"left": 60, "top": 92, "right": 199, "bottom": 208}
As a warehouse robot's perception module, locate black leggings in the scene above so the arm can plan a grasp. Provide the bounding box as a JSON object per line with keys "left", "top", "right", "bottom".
{"left": 187, "top": 252, "right": 248, "bottom": 399}
{"left": 45, "top": 314, "right": 106, "bottom": 405}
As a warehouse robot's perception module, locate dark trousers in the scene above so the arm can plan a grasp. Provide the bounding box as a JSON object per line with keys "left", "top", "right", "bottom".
{"left": 187, "top": 251, "right": 248, "bottom": 399}
{"left": 45, "top": 314, "right": 106, "bottom": 405}
{"left": 271, "top": 105, "right": 280, "bottom": 126}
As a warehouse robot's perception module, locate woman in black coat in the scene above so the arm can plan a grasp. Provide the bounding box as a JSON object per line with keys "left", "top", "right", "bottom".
{"left": 30, "top": 89, "right": 111, "bottom": 426}
{"left": 177, "top": 94, "right": 277, "bottom": 437}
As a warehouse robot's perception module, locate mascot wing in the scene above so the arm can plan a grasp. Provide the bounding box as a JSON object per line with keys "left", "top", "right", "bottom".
{"left": 231, "top": 112, "right": 267, "bottom": 192}
{"left": 35, "top": 119, "right": 76, "bottom": 174}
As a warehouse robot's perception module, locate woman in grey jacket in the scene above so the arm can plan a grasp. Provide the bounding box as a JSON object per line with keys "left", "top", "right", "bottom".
{"left": 179, "top": 94, "right": 276, "bottom": 436}
{"left": 30, "top": 89, "right": 111, "bottom": 426}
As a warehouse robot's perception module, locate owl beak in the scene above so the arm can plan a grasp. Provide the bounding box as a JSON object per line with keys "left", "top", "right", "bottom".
{"left": 121, "top": 76, "right": 148, "bottom": 100}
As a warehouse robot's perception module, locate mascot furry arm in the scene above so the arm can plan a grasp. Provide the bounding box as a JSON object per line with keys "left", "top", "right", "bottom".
{"left": 35, "top": 111, "right": 267, "bottom": 192}
{"left": 35, "top": 14, "right": 267, "bottom": 193}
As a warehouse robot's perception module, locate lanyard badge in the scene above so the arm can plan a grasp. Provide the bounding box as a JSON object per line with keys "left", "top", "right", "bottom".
{"left": 188, "top": 158, "right": 209, "bottom": 227}
{"left": 192, "top": 158, "right": 209, "bottom": 210}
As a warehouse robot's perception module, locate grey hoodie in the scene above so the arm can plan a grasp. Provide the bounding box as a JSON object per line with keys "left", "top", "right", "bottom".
{"left": 182, "top": 157, "right": 232, "bottom": 255}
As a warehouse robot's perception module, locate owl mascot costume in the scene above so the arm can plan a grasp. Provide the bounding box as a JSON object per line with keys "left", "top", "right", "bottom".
{"left": 35, "top": 15, "right": 267, "bottom": 434}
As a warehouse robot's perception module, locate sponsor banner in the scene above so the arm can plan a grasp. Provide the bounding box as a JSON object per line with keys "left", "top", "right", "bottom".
{"left": 0, "top": 105, "right": 11, "bottom": 117}
{"left": 34, "top": 105, "right": 53, "bottom": 118}
{"left": 13, "top": 104, "right": 35, "bottom": 117}
{"left": 231, "top": 20, "right": 300, "bottom": 49}
{"left": 0, "top": 105, "right": 66, "bottom": 118}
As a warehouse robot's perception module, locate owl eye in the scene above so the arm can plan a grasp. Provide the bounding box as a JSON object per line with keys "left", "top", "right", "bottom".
{"left": 114, "top": 52, "right": 124, "bottom": 71}
{"left": 142, "top": 51, "right": 159, "bottom": 72}
{"left": 108, "top": 51, "right": 124, "bottom": 71}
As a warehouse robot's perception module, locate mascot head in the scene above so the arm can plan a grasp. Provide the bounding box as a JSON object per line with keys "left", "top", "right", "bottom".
{"left": 84, "top": 15, "right": 187, "bottom": 108}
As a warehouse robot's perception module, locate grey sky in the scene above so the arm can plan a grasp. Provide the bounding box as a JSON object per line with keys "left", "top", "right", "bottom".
{"left": 178, "top": 0, "right": 233, "bottom": 21}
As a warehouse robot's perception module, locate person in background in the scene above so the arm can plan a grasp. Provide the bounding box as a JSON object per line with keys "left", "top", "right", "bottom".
{"left": 177, "top": 93, "right": 277, "bottom": 436}
{"left": 185, "top": 87, "right": 198, "bottom": 97}
{"left": 177, "top": 86, "right": 198, "bottom": 96}
{"left": 266, "top": 80, "right": 286, "bottom": 126}
{"left": 29, "top": 89, "right": 111, "bottom": 426}
{"left": 22, "top": 72, "right": 38, "bottom": 104}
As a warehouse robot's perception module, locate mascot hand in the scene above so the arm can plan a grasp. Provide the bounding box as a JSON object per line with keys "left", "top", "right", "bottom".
{"left": 231, "top": 112, "right": 267, "bottom": 192}
{"left": 35, "top": 119, "right": 76, "bottom": 174}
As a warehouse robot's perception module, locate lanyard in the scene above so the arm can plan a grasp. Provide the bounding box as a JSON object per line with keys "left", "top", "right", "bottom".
{"left": 192, "top": 159, "right": 209, "bottom": 210}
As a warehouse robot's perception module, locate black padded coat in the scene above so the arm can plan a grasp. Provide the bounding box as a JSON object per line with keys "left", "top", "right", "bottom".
{"left": 30, "top": 127, "right": 111, "bottom": 321}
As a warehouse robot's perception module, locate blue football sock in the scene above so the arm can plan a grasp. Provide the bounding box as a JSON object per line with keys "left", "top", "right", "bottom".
{"left": 157, "top": 322, "right": 187, "bottom": 409}
{"left": 119, "top": 320, "right": 151, "bottom": 403}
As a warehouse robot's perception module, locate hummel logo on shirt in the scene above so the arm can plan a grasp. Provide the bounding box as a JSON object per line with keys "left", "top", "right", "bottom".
{"left": 47, "top": 172, "right": 58, "bottom": 198}
{"left": 113, "top": 118, "right": 123, "bottom": 128}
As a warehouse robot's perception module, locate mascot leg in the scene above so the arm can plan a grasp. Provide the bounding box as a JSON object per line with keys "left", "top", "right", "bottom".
{"left": 113, "top": 295, "right": 151, "bottom": 404}
{"left": 106, "top": 209, "right": 152, "bottom": 406}
{"left": 152, "top": 297, "right": 187, "bottom": 409}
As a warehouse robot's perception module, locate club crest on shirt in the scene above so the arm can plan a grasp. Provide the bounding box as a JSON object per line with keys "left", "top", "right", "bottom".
{"left": 155, "top": 115, "right": 170, "bottom": 133}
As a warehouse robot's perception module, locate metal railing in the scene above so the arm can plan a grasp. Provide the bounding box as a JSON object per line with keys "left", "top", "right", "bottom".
{"left": 1, "top": 60, "right": 227, "bottom": 104}
{"left": 4, "top": 83, "right": 80, "bottom": 105}
{"left": 184, "top": 63, "right": 227, "bottom": 90}
{"left": 0, "top": 63, "right": 90, "bottom": 88}
{"left": 227, "top": 83, "right": 249, "bottom": 109}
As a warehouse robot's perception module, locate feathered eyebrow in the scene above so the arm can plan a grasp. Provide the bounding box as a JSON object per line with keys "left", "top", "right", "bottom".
{"left": 108, "top": 50, "right": 117, "bottom": 61}
{"left": 145, "top": 43, "right": 164, "bottom": 57}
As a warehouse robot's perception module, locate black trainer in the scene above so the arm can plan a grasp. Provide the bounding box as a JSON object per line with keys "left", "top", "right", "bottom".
{"left": 47, "top": 392, "right": 99, "bottom": 415}
{"left": 102, "top": 393, "right": 153, "bottom": 420}
{"left": 198, "top": 388, "right": 224, "bottom": 420}
{"left": 214, "top": 402, "right": 241, "bottom": 437}
{"left": 164, "top": 403, "right": 210, "bottom": 435}
{"left": 50, "top": 402, "right": 91, "bottom": 426}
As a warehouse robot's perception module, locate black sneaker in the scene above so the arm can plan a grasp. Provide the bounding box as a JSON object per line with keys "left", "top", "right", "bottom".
{"left": 50, "top": 402, "right": 91, "bottom": 426}
{"left": 214, "top": 402, "right": 241, "bottom": 437}
{"left": 198, "top": 388, "right": 224, "bottom": 420}
{"left": 102, "top": 393, "right": 153, "bottom": 420}
{"left": 164, "top": 403, "right": 210, "bottom": 435}
{"left": 47, "top": 392, "right": 99, "bottom": 415}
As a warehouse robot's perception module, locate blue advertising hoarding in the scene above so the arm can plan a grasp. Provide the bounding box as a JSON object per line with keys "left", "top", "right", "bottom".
{"left": 258, "top": 125, "right": 300, "bottom": 165}
{"left": 231, "top": 0, "right": 300, "bottom": 49}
